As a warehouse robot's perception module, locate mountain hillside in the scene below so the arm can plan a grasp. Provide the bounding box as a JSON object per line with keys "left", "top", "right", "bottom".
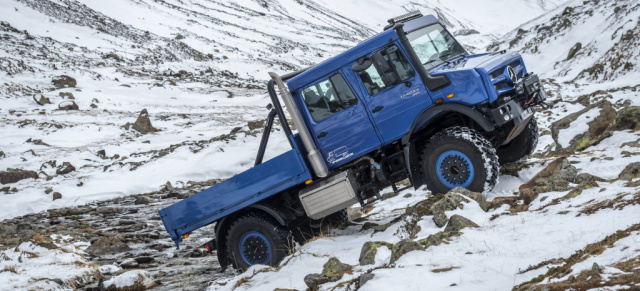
{"left": 3, "top": 0, "right": 640, "bottom": 290}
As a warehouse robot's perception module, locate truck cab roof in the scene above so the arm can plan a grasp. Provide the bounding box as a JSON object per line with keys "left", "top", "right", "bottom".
{"left": 287, "top": 14, "right": 440, "bottom": 92}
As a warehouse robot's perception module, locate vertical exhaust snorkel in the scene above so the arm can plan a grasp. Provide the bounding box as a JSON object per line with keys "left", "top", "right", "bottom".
{"left": 268, "top": 72, "right": 329, "bottom": 178}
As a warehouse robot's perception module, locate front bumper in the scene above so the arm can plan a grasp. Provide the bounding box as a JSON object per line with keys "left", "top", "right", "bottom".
{"left": 488, "top": 74, "right": 546, "bottom": 145}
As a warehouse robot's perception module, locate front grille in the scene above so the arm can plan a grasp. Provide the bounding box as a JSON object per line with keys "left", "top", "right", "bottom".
{"left": 489, "top": 70, "right": 503, "bottom": 79}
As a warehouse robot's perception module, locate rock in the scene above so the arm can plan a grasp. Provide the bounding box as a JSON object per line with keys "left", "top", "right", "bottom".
{"left": 519, "top": 157, "right": 577, "bottom": 193}
{"left": 489, "top": 196, "right": 520, "bottom": 210}
{"left": 52, "top": 75, "right": 77, "bottom": 88}
{"left": 29, "top": 139, "right": 50, "bottom": 146}
{"left": 304, "top": 257, "right": 351, "bottom": 289}
{"left": 52, "top": 192, "right": 62, "bottom": 200}
{"left": 304, "top": 273, "right": 330, "bottom": 290}
{"left": 444, "top": 215, "right": 479, "bottom": 233}
{"left": 520, "top": 188, "right": 539, "bottom": 205}
{"left": 448, "top": 187, "right": 489, "bottom": 211}
{"left": 56, "top": 162, "right": 76, "bottom": 175}
{"left": 64, "top": 206, "right": 94, "bottom": 216}
{"left": 359, "top": 273, "right": 375, "bottom": 287}
{"left": 58, "top": 101, "right": 79, "bottom": 110}
{"left": 618, "top": 162, "right": 640, "bottom": 180}
{"left": 358, "top": 241, "right": 392, "bottom": 265}
{"left": 85, "top": 236, "right": 131, "bottom": 256}
{"left": 103, "top": 270, "right": 155, "bottom": 291}
{"left": 132, "top": 109, "right": 158, "bottom": 134}
{"left": 247, "top": 120, "right": 265, "bottom": 131}
{"left": 608, "top": 106, "right": 640, "bottom": 132}
{"left": 0, "top": 224, "right": 17, "bottom": 236}
{"left": 230, "top": 127, "right": 243, "bottom": 134}
{"left": 33, "top": 94, "right": 52, "bottom": 105}
{"left": 163, "top": 181, "right": 173, "bottom": 192}
{"left": 0, "top": 169, "right": 38, "bottom": 184}
{"left": 433, "top": 212, "right": 449, "bottom": 228}
{"left": 551, "top": 101, "right": 615, "bottom": 153}
{"left": 0, "top": 186, "right": 10, "bottom": 194}
{"left": 97, "top": 149, "right": 106, "bottom": 158}
{"left": 567, "top": 42, "right": 582, "bottom": 60}
{"left": 575, "top": 173, "right": 606, "bottom": 184}
{"left": 590, "top": 262, "right": 603, "bottom": 276}
{"left": 390, "top": 239, "right": 424, "bottom": 264}
{"left": 381, "top": 192, "right": 399, "bottom": 201}
{"left": 58, "top": 92, "right": 75, "bottom": 99}
{"left": 430, "top": 192, "right": 467, "bottom": 214}
{"left": 418, "top": 231, "right": 461, "bottom": 249}
{"left": 321, "top": 257, "right": 351, "bottom": 281}
{"left": 135, "top": 196, "right": 153, "bottom": 205}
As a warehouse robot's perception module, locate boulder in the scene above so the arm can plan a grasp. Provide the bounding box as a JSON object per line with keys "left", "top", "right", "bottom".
{"left": 551, "top": 101, "right": 615, "bottom": 153}
{"left": 304, "top": 257, "right": 351, "bottom": 289}
{"left": 58, "top": 101, "right": 79, "bottom": 110}
{"left": 448, "top": 187, "right": 489, "bottom": 211}
{"left": 359, "top": 273, "right": 375, "bottom": 287}
{"left": 132, "top": 109, "right": 158, "bottom": 134}
{"left": 58, "top": 92, "right": 75, "bottom": 99}
{"left": 618, "top": 162, "right": 640, "bottom": 180}
{"left": 85, "top": 236, "right": 131, "bottom": 256}
{"left": 56, "top": 162, "right": 76, "bottom": 175}
{"left": 390, "top": 239, "right": 424, "bottom": 264}
{"left": 52, "top": 192, "right": 62, "bottom": 200}
{"left": 33, "top": 94, "right": 52, "bottom": 105}
{"left": 519, "top": 157, "right": 577, "bottom": 193}
{"left": 430, "top": 192, "right": 467, "bottom": 214}
{"left": 444, "top": 215, "right": 479, "bottom": 233}
{"left": 608, "top": 106, "right": 640, "bottom": 132}
{"left": 134, "top": 196, "right": 153, "bottom": 205}
{"left": 418, "top": 231, "right": 461, "bottom": 249}
{"left": 52, "top": 75, "right": 77, "bottom": 88}
{"left": 358, "top": 241, "right": 392, "bottom": 265}
{"left": 567, "top": 42, "right": 582, "bottom": 60}
{"left": 247, "top": 120, "right": 265, "bottom": 131}
{"left": 432, "top": 212, "right": 448, "bottom": 228}
{"left": 0, "top": 168, "right": 38, "bottom": 184}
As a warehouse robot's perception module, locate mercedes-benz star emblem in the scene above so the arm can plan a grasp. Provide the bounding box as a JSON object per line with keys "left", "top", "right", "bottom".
{"left": 507, "top": 66, "right": 518, "bottom": 84}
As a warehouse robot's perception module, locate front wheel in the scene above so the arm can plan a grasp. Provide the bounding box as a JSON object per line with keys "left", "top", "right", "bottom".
{"left": 497, "top": 117, "right": 539, "bottom": 165}
{"left": 421, "top": 127, "right": 499, "bottom": 194}
{"left": 225, "top": 213, "right": 292, "bottom": 271}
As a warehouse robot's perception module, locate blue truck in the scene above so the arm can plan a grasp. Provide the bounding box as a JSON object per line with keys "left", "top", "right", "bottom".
{"left": 159, "top": 12, "right": 547, "bottom": 270}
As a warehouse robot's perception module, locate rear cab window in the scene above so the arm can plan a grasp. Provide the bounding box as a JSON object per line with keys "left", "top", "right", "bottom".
{"left": 358, "top": 44, "right": 415, "bottom": 96}
{"left": 301, "top": 73, "right": 358, "bottom": 122}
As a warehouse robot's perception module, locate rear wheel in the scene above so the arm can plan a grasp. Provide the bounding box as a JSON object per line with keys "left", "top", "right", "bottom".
{"left": 497, "top": 117, "right": 539, "bottom": 165}
{"left": 421, "top": 127, "right": 499, "bottom": 194}
{"left": 225, "top": 213, "right": 292, "bottom": 271}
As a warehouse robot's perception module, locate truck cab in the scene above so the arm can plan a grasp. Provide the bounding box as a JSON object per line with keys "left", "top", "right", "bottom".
{"left": 159, "top": 11, "right": 546, "bottom": 271}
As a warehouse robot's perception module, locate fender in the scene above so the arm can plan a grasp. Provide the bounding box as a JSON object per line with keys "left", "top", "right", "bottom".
{"left": 401, "top": 103, "right": 495, "bottom": 188}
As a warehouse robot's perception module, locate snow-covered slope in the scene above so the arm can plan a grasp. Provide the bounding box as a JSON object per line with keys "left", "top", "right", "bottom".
{"left": 2, "top": 0, "right": 640, "bottom": 290}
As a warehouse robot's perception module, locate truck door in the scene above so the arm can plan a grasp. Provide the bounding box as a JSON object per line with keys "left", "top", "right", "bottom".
{"left": 298, "top": 71, "right": 381, "bottom": 168}
{"left": 355, "top": 44, "right": 433, "bottom": 143}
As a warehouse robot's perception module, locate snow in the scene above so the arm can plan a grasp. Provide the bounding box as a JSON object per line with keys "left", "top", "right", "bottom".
{"left": 1, "top": 0, "right": 639, "bottom": 290}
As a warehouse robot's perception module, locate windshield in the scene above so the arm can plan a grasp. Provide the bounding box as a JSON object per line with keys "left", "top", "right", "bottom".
{"left": 407, "top": 24, "right": 466, "bottom": 70}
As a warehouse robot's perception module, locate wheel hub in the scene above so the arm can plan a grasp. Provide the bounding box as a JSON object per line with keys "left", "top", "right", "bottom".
{"left": 239, "top": 231, "right": 272, "bottom": 266}
{"left": 436, "top": 150, "right": 475, "bottom": 189}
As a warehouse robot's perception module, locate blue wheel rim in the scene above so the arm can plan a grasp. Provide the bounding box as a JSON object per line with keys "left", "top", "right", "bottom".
{"left": 435, "top": 150, "right": 474, "bottom": 189}
{"left": 239, "top": 231, "right": 272, "bottom": 266}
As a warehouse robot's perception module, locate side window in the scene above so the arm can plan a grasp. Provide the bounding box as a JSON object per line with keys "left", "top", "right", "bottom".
{"left": 301, "top": 73, "right": 358, "bottom": 122}
{"left": 358, "top": 45, "right": 415, "bottom": 96}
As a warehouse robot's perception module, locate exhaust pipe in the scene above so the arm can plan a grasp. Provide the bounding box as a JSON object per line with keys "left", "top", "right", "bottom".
{"left": 268, "top": 72, "right": 329, "bottom": 178}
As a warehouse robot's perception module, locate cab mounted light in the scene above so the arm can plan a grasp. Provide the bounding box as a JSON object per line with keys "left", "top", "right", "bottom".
{"left": 384, "top": 11, "right": 423, "bottom": 30}
{"left": 182, "top": 234, "right": 189, "bottom": 239}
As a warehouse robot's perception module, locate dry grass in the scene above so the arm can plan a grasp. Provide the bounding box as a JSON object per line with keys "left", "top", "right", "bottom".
{"left": 431, "top": 266, "right": 460, "bottom": 273}
{"left": 0, "top": 265, "right": 18, "bottom": 274}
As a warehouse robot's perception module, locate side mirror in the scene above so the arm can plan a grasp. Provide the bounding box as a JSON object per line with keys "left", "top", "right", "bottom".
{"left": 351, "top": 57, "right": 372, "bottom": 72}
{"left": 371, "top": 51, "right": 398, "bottom": 87}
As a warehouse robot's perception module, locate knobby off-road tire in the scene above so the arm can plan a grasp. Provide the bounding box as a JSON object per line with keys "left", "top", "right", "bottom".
{"left": 421, "top": 126, "right": 499, "bottom": 194}
{"left": 225, "top": 212, "right": 293, "bottom": 271}
{"left": 497, "top": 117, "right": 539, "bottom": 165}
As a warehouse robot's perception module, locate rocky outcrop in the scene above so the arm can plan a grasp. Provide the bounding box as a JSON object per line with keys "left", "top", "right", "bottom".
{"left": 33, "top": 94, "right": 51, "bottom": 105}
{"left": 304, "top": 257, "right": 352, "bottom": 290}
{"left": 390, "top": 239, "right": 424, "bottom": 264}
{"left": 103, "top": 270, "right": 156, "bottom": 291}
{"left": 85, "top": 236, "right": 131, "bottom": 256}
{"left": 551, "top": 101, "right": 616, "bottom": 153}
{"left": 52, "top": 75, "right": 76, "bottom": 88}
{"left": 0, "top": 168, "right": 38, "bottom": 185}
{"left": 444, "top": 215, "right": 479, "bottom": 233}
{"left": 56, "top": 162, "right": 76, "bottom": 175}
{"left": 358, "top": 241, "right": 392, "bottom": 265}
{"left": 519, "top": 157, "right": 577, "bottom": 194}
{"left": 418, "top": 231, "right": 462, "bottom": 249}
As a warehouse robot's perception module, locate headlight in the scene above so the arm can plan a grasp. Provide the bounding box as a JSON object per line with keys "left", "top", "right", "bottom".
{"left": 504, "top": 114, "right": 511, "bottom": 121}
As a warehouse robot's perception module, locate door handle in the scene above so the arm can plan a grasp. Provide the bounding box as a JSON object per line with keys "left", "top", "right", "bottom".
{"left": 317, "top": 132, "right": 328, "bottom": 139}
{"left": 372, "top": 106, "right": 384, "bottom": 113}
